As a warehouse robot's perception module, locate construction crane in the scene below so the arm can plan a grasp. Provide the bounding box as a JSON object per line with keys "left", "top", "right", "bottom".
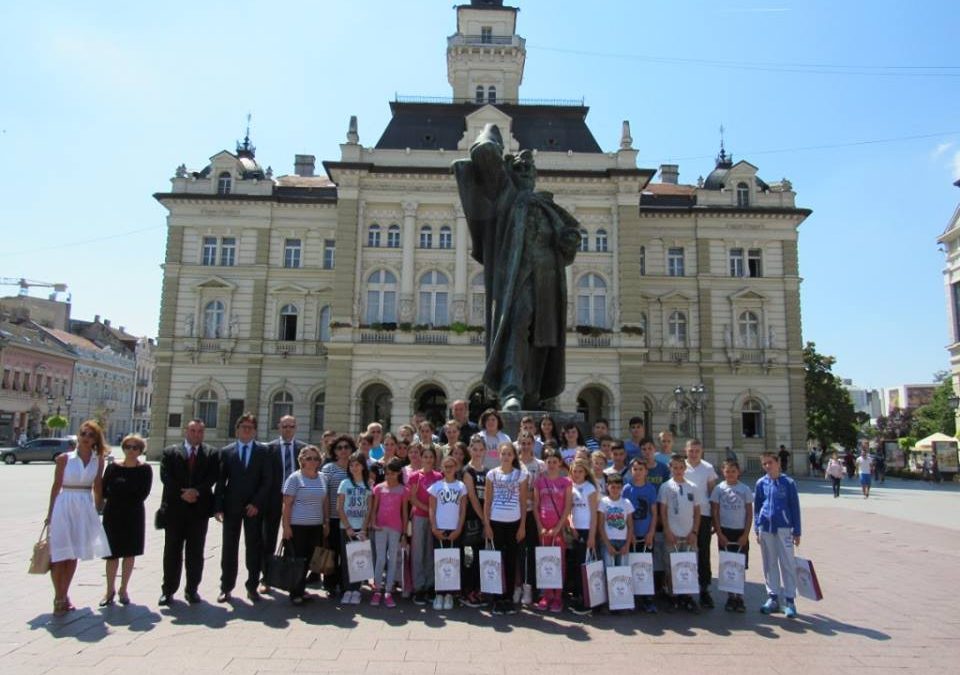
{"left": 0, "top": 278, "right": 70, "bottom": 301}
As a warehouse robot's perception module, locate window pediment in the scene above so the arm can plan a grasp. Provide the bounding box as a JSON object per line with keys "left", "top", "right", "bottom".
{"left": 271, "top": 283, "right": 310, "bottom": 295}
{"left": 194, "top": 276, "right": 237, "bottom": 292}
{"left": 729, "top": 288, "right": 767, "bottom": 303}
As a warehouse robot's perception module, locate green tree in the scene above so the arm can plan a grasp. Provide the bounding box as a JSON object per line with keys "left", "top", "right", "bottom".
{"left": 911, "top": 379, "right": 957, "bottom": 438}
{"left": 804, "top": 342, "right": 858, "bottom": 449}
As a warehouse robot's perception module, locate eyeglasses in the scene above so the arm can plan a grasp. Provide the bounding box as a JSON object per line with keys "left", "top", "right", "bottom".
{"left": 79, "top": 430, "right": 96, "bottom": 438}
{"left": 334, "top": 443, "right": 351, "bottom": 450}
{"left": 302, "top": 456, "right": 321, "bottom": 462}
{"left": 122, "top": 445, "right": 143, "bottom": 452}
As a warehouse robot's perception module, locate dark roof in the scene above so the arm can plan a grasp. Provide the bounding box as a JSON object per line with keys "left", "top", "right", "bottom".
{"left": 458, "top": 1, "right": 517, "bottom": 10}
{"left": 640, "top": 183, "right": 696, "bottom": 208}
{"left": 374, "top": 102, "right": 602, "bottom": 153}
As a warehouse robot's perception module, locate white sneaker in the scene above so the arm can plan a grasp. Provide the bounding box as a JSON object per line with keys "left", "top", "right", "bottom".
{"left": 433, "top": 594, "right": 444, "bottom": 610}
{"left": 443, "top": 593, "right": 454, "bottom": 610}
{"left": 340, "top": 591, "right": 351, "bottom": 604}
{"left": 513, "top": 586, "right": 523, "bottom": 604}
{"left": 351, "top": 591, "right": 362, "bottom": 604}
{"left": 521, "top": 584, "right": 533, "bottom": 605}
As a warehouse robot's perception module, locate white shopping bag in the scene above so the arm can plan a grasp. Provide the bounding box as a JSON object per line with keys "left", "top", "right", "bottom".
{"left": 717, "top": 550, "right": 746, "bottom": 595}
{"left": 581, "top": 552, "right": 607, "bottom": 608}
{"left": 606, "top": 565, "right": 636, "bottom": 611}
{"left": 434, "top": 545, "right": 462, "bottom": 592}
{"left": 345, "top": 538, "right": 373, "bottom": 583}
{"left": 479, "top": 540, "right": 504, "bottom": 595}
{"left": 535, "top": 545, "right": 563, "bottom": 590}
{"left": 629, "top": 549, "right": 655, "bottom": 596}
{"left": 795, "top": 556, "right": 824, "bottom": 601}
{"left": 669, "top": 549, "right": 699, "bottom": 596}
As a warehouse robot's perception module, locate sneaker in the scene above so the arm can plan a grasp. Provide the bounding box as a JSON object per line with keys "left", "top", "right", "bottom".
{"left": 352, "top": 591, "right": 363, "bottom": 604}
{"left": 760, "top": 597, "right": 780, "bottom": 614}
{"left": 371, "top": 591, "right": 382, "bottom": 607}
{"left": 724, "top": 596, "right": 736, "bottom": 612}
{"left": 512, "top": 586, "right": 523, "bottom": 605}
{"left": 699, "top": 591, "right": 714, "bottom": 609}
{"left": 505, "top": 602, "right": 519, "bottom": 615}
{"left": 433, "top": 594, "right": 444, "bottom": 610}
{"left": 642, "top": 598, "right": 658, "bottom": 614}
{"left": 550, "top": 598, "right": 563, "bottom": 613}
{"left": 384, "top": 593, "right": 396, "bottom": 608}
{"left": 784, "top": 601, "right": 798, "bottom": 619}
{"left": 666, "top": 597, "right": 679, "bottom": 613}
{"left": 569, "top": 604, "right": 592, "bottom": 616}
{"left": 491, "top": 601, "right": 505, "bottom": 615}
{"left": 536, "top": 596, "right": 550, "bottom": 611}
{"left": 735, "top": 597, "right": 746, "bottom": 613}
{"left": 413, "top": 591, "right": 427, "bottom": 606}
{"left": 340, "top": 591, "right": 351, "bottom": 604}
{"left": 461, "top": 592, "right": 484, "bottom": 608}
{"left": 443, "top": 594, "right": 454, "bottom": 610}
{"left": 683, "top": 596, "right": 701, "bottom": 614}
{"left": 521, "top": 584, "right": 533, "bottom": 605}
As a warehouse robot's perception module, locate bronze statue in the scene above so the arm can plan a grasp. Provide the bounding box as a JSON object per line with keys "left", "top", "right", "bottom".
{"left": 453, "top": 124, "right": 581, "bottom": 411}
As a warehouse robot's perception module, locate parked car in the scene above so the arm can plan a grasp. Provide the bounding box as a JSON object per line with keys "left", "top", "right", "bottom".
{"left": 0, "top": 437, "right": 76, "bottom": 465}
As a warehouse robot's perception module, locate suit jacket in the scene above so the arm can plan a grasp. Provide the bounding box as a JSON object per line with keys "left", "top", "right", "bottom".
{"left": 265, "top": 438, "right": 307, "bottom": 516}
{"left": 160, "top": 442, "right": 218, "bottom": 518}
{"left": 215, "top": 440, "right": 272, "bottom": 516}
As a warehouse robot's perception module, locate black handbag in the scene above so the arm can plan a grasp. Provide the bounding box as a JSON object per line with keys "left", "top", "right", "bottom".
{"left": 154, "top": 503, "right": 167, "bottom": 530}
{"left": 266, "top": 540, "right": 306, "bottom": 592}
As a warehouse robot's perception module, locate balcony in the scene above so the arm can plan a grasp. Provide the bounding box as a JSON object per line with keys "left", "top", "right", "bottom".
{"left": 415, "top": 331, "right": 448, "bottom": 345}
{"left": 360, "top": 331, "right": 395, "bottom": 344}
{"left": 447, "top": 34, "right": 524, "bottom": 48}
{"left": 577, "top": 335, "right": 611, "bottom": 348}
{"left": 198, "top": 339, "right": 223, "bottom": 352}
{"left": 264, "top": 340, "right": 327, "bottom": 357}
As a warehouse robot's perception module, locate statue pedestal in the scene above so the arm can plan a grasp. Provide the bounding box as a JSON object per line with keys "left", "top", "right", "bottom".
{"left": 499, "top": 410, "right": 585, "bottom": 440}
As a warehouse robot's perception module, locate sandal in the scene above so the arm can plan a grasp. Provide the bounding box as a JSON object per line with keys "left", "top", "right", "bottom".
{"left": 63, "top": 596, "right": 76, "bottom": 612}
{"left": 53, "top": 598, "right": 67, "bottom": 616}
{"left": 99, "top": 592, "right": 116, "bottom": 607}
{"left": 118, "top": 591, "right": 130, "bottom": 606}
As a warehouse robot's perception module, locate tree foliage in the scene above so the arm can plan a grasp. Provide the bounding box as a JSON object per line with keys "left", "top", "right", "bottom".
{"left": 804, "top": 342, "right": 858, "bottom": 449}
{"left": 910, "top": 379, "right": 957, "bottom": 438}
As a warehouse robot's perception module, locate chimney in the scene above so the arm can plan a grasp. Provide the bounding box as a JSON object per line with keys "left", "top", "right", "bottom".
{"left": 660, "top": 164, "right": 679, "bottom": 184}
{"left": 294, "top": 154, "right": 315, "bottom": 177}
{"left": 103, "top": 319, "right": 111, "bottom": 327}
{"left": 94, "top": 314, "right": 101, "bottom": 323}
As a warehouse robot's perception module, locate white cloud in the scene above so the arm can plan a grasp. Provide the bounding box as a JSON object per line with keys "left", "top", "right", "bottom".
{"left": 933, "top": 141, "right": 954, "bottom": 159}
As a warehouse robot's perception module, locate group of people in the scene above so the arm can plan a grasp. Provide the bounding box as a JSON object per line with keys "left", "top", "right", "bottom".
{"left": 41, "top": 401, "right": 805, "bottom": 621}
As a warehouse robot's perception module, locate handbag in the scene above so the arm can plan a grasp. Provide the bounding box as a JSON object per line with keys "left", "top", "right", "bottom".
{"left": 266, "top": 540, "right": 306, "bottom": 592}
{"left": 154, "top": 503, "right": 167, "bottom": 530}
{"left": 28, "top": 524, "right": 51, "bottom": 575}
{"left": 309, "top": 545, "right": 336, "bottom": 576}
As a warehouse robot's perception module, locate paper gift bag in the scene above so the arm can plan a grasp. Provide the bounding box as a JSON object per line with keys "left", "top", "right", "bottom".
{"left": 795, "top": 556, "right": 824, "bottom": 601}
{"left": 400, "top": 546, "right": 414, "bottom": 595}
{"left": 345, "top": 538, "right": 373, "bottom": 583}
{"left": 309, "top": 545, "right": 336, "bottom": 576}
{"left": 606, "top": 565, "right": 636, "bottom": 611}
{"left": 629, "top": 550, "right": 654, "bottom": 596}
{"left": 479, "top": 540, "right": 504, "bottom": 595}
{"left": 717, "top": 550, "right": 746, "bottom": 594}
{"left": 535, "top": 545, "right": 563, "bottom": 590}
{"left": 28, "top": 525, "right": 50, "bottom": 575}
{"left": 581, "top": 553, "right": 607, "bottom": 608}
{"left": 434, "top": 545, "right": 462, "bottom": 592}
{"left": 669, "top": 549, "right": 699, "bottom": 595}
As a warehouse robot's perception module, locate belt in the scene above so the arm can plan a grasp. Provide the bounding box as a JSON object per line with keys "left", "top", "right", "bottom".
{"left": 61, "top": 485, "right": 91, "bottom": 491}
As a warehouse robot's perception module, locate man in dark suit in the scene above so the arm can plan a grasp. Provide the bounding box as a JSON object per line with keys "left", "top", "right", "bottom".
{"left": 438, "top": 398, "right": 480, "bottom": 445}
{"left": 215, "top": 412, "right": 272, "bottom": 603}
{"left": 259, "top": 414, "right": 306, "bottom": 593}
{"left": 159, "top": 418, "right": 218, "bottom": 606}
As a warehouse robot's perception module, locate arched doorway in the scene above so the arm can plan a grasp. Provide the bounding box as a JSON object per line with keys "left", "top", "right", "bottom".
{"left": 415, "top": 385, "right": 447, "bottom": 429}
{"left": 468, "top": 385, "right": 499, "bottom": 423}
{"left": 576, "top": 386, "right": 610, "bottom": 427}
{"left": 359, "top": 383, "right": 392, "bottom": 430}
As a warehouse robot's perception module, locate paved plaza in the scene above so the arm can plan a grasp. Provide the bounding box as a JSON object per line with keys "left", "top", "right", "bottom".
{"left": 1, "top": 463, "right": 958, "bottom": 674}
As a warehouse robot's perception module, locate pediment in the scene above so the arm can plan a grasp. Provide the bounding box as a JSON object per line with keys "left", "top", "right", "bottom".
{"left": 729, "top": 288, "right": 767, "bottom": 302}
{"left": 194, "top": 276, "right": 237, "bottom": 291}
{"left": 659, "top": 290, "right": 693, "bottom": 302}
{"left": 726, "top": 160, "right": 759, "bottom": 179}
{"left": 271, "top": 283, "right": 311, "bottom": 295}
{"left": 458, "top": 105, "right": 520, "bottom": 152}
{"left": 210, "top": 150, "right": 238, "bottom": 163}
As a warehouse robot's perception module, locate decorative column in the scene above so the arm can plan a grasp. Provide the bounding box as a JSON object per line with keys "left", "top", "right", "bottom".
{"left": 452, "top": 203, "right": 468, "bottom": 323}
{"left": 400, "top": 200, "right": 417, "bottom": 322}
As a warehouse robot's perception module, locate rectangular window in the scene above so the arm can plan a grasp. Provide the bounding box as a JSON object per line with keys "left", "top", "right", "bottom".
{"left": 219, "top": 237, "right": 236, "bottom": 266}
{"left": 953, "top": 282, "right": 960, "bottom": 342}
{"left": 481, "top": 26, "right": 492, "bottom": 43}
{"left": 23, "top": 373, "right": 30, "bottom": 392}
{"left": 202, "top": 237, "right": 217, "bottom": 265}
{"left": 729, "top": 248, "right": 744, "bottom": 277}
{"left": 284, "top": 238, "right": 302, "bottom": 268}
{"left": 1, "top": 368, "right": 9, "bottom": 389}
{"left": 323, "top": 239, "right": 335, "bottom": 270}
{"left": 747, "top": 248, "right": 763, "bottom": 277}
{"left": 167, "top": 413, "right": 182, "bottom": 429}
{"left": 667, "top": 247, "right": 685, "bottom": 277}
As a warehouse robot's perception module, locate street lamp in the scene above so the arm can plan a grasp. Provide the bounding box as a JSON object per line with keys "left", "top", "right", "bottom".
{"left": 673, "top": 386, "right": 685, "bottom": 436}
{"left": 673, "top": 384, "right": 708, "bottom": 439}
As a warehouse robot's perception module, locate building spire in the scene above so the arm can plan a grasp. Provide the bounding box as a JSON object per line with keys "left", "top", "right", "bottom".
{"left": 716, "top": 123, "right": 732, "bottom": 167}
{"left": 237, "top": 112, "right": 256, "bottom": 158}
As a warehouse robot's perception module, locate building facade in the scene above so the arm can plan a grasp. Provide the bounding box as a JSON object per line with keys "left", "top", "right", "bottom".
{"left": 133, "top": 337, "right": 156, "bottom": 436}
{"left": 938, "top": 179, "right": 960, "bottom": 429}
{"left": 149, "top": 0, "right": 810, "bottom": 470}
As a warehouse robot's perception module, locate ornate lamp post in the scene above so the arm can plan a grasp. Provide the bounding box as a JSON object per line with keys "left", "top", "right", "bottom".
{"left": 673, "top": 384, "right": 708, "bottom": 439}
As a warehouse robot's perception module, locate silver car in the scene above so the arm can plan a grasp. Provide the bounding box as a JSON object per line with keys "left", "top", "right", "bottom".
{"left": 0, "top": 437, "right": 76, "bottom": 465}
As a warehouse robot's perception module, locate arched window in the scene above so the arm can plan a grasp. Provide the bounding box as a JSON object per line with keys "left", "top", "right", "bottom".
{"left": 360, "top": 383, "right": 392, "bottom": 430}
{"left": 203, "top": 300, "right": 225, "bottom": 338}
{"left": 579, "top": 228, "right": 589, "bottom": 252}
{"left": 312, "top": 392, "right": 326, "bottom": 431}
{"left": 668, "top": 310, "right": 687, "bottom": 346}
{"left": 271, "top": 391, "right": 294, "bottom": 430}
{"left": 738, "top": 310, "right": 760, "bottom": 348}
{"left": 419, "top": 225, "right": 433, "bottom": 249}
{"left": 470, "top": 272, "right": 486, "bottom": 325}
{"left": 279, "top": 304, "right": 298, "bottom": 341}
{"left": 365, "top": 270, "right": 397, "bottom": 324}
{"left": 639, "top": 312, "right": 648, "bottom": 346}
{"left": 319, "top": 305, "right": 331, "bottom": 342}
{"left": 639, "top": 245, "right": 646, "bottom": 276}
{"left": 387, "top": 224, "right": 400, "bottom": 248}
{"left": 595, "top": 229, "right": 608, "bottom": 253}
{"left": 475, "top": 86, "right": 485, "bottom": 104}
{"left": 736, "top": 182, "right": 750, "bottom": 208}
{"left": 418, "top": 270, "right": 449, "bottom": 326}
{"left": 367, "top": 224, "right": 381, "bottom": 247}
{"left": 487, "top": 86, "right": 497, "bottom": 104}
{"left": 576, "top": 274, "right": 607, "bottom": 327}
{"left": 439, "top": 225, "right": 452, "bottom": 249}
{"left": 217, "top": 171, "right": 232, "bottom": 195}
{"left": 741, "top": 399, "right": 764, "bottom": 438}
{"left": 195, "top": 388, "right": 218, "bottom": 428}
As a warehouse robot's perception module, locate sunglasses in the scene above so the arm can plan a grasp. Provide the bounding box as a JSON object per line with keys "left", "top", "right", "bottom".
{"left": 79, "top": 430, "right": 96, "bottom": 438}
{"left": 122, "top": 445, "right": 143, "bottom": 452}
{"left": 335, "top": 443, "right": 351, "bottom": 450}
{"left": 302, "top": 456, "right": 321, "bottom": 462}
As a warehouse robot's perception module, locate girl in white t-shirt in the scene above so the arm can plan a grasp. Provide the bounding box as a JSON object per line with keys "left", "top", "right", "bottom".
{"left": 428, "top": 455, "right": 468, "bottom": 611}
{"left": 568, "top": 458, "right": 598, "bottom": 615}
{"left": 483, "top": 442, "right": 527, "bottom": 615}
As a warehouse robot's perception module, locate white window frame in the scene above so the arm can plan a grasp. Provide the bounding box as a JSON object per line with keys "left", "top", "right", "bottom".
{"left": 579, "top": 229, "right": 589, "bottom": 252}
{"left": 366, "top": 270, "right": 398, "bottom": 324}
{"left": 741, "top": 399, "right": 764, "bottom": 438}
{"left": 271, "top": 391, "right": 294, "bottom": 430}
{"left": 667, "top": 310, "right": 687, "bottom": 346}
{"left": 219, "top": 237, "right": 236, "bottom": 267}
{"left": 367, "top": 224, "right": 381, "bottom": 248}
{"left": 202, "top": 237, "right": 217, "bottom": 266}
{"left": 736, "top": 182, "right": 750, "bottom": 208}
{"left": 738, "top": 310, "right": 760, "bottom": 348}
{"left": 419, "top": 226, "right": 433, "bottom": 249}
{"left": 595, "top": 229, "right": 608, "bottom": 253}
{"left": 203, "top": 300, "right": 225, "bottom": 338}
{"left": 217, "top": 172, "right": 232, "bottom": 195}
{"left": 283, "top": 238, "right": 302, "bottom": 268}
{"left": 747, "top": 248, "right": 763, "bottom": 277}
{"left": 576, "top": 273, "right": 607, "bottom": 328}
{"left": 387, "top": 224, "right": 401, "bottom": 248}
{"left": 323, "top": 239, "right": 335, "bottom": 270}
{"left": 439, "top": 225, "right": 452, "bottom": 250}
{"left": 279, "top": 303, "right": 299, "bottom": 341}
{"left": 667, "top": 247, "right": 685, "bottom": 277}
{"left": 418, "top": 270, "right": 450, "bottom": 326}
{"left": 195, "top": 388, "right": 218, "bottom": 428}
{"left": 729, "top": 248, "right": 744, "bottom": 277}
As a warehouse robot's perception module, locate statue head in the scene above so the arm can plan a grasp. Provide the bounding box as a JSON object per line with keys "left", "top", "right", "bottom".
{"left": 507, "top": 149, "right": 536, "bottom": 190}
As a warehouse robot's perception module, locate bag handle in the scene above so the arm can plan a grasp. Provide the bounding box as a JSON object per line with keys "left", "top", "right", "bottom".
{"left": 485, "top": 538, "right": 495, "bottom": 550}
{"left": 37, "top": 523, "right": 48, "bottom": 541}
{"left": 584, "top": 549, "right": 597, "bottom": 563}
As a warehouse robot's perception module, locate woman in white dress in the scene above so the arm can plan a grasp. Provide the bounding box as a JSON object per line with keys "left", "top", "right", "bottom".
{"left": 45, "top": 419, "right": 111, "bottom": 615}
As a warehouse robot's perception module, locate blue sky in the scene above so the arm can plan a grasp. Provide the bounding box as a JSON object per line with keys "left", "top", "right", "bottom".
{"left": 1, "top": 0, "right": 957, "bottom": 391}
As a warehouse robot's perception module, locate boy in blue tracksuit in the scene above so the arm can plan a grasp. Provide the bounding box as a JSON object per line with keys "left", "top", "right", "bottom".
{"left": 754, "top": 450, "right": 802, "bottom": 618}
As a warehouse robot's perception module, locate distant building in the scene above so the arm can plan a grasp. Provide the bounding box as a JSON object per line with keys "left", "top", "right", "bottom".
{"left": 841, "top": 379, "right": 881, "bottom": 419}
{"left": 133, "top": 337, "right": 156, "bottom": 437}
{"left": 938, "top": 178, "right": 960, "bottom": 429}
{"left": 880, "top": 384, "right": 937, "bottom": 417}
{"left": 0, "top": 295, "right": 70, "bottom": 331}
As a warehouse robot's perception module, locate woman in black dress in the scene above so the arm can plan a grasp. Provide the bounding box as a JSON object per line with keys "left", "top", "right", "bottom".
{"left": 100, "top": 434, "right": 153, "bottom": 606}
